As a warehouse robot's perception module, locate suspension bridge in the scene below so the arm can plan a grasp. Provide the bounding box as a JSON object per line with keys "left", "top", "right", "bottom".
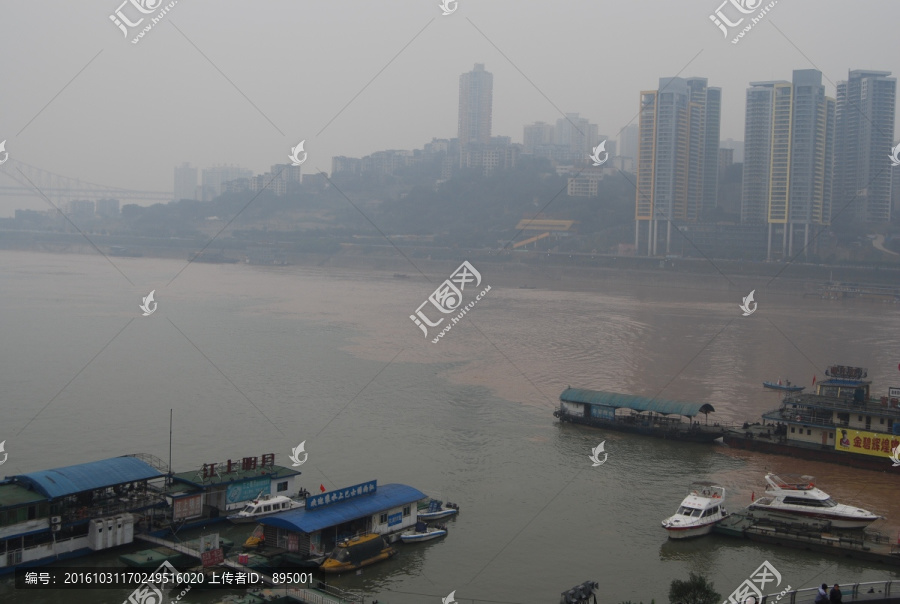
{"left": 0, "top": 158, "right": 173, "bottom": 204}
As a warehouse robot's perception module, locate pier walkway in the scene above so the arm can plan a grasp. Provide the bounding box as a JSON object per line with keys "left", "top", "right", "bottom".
{"left": 715, "top": 510, "right": 900, "bottom": 566}
{"left": 134, "top": 534, "right": 363, "bottom": 604}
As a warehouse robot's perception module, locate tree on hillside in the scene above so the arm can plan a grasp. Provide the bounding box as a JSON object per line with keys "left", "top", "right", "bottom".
{"left": 669, "top": 572, "right": 721, "bottom": 604}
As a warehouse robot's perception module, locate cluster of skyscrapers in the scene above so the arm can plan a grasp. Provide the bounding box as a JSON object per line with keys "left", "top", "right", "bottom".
{"left": 638, "top": 69, "right": 896, "bottom": 260}
{"left": 173, "top": 63, "right": 896, "bottom": 261}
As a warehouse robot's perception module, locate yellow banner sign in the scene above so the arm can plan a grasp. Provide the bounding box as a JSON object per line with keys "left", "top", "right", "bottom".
{"left": 834, "top": 428, "right": 899, "bottom": 458}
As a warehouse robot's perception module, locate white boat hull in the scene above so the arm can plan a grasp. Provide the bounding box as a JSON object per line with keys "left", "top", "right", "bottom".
{"left": 417, "top": 509, "right": 458, "bottom": 520}
{"left": 661, "top": 520, "right": 718, "bottom": 539}
{"left": 748, "top": 505, "right": 876, "bottom": 529}
{"left": 399, "top": 529, "right": 447, "bottom": 543}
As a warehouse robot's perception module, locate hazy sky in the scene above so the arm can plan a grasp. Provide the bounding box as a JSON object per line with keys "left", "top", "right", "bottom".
{"left": 1, "top": 0, "right": 898, "bottom": 215}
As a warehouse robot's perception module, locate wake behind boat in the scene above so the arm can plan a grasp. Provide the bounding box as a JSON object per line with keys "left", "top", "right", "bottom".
{"left": 661, "top": 482, "right": 728, "bottom": 539}
{"left": 748, "top": 473, "right": 878, "bottom": 529}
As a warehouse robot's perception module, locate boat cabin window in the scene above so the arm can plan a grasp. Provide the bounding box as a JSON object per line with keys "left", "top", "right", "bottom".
{"left": 783, "top": 496, "right": 836, "bottom": 508}
{"left": 379, "top": 513, "right": 388, "bottom": 524}
{"left": 276, "top": 481, "right": 288, "bottom": 492}
{"left": 263, "top": 505, "right": 272, "bottom": 512}
{"left": 243, "top": 505, "right": 256, "bottom": 513}
{"left": 677, "top": 506, "right": 698, "bottom": 516}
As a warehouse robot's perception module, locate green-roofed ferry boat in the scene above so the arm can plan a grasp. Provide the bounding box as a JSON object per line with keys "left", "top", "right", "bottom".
{"left": 553, "top": 387, "right": 727, "bottom": 443}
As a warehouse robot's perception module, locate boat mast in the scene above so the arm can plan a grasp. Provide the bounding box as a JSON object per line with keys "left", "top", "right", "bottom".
{"left": 168, "top": 408, "right": 173, "bottom": 488}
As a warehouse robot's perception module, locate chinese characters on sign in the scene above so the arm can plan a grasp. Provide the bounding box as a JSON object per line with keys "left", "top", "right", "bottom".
{"left": 305, "top": 480, "right": 377, "bottom": 510}
{"left": 201, "top": 453, "right": 276, "bottom": 479}
{"left": 835, "top": 428, "right": 900, "bottom": 458}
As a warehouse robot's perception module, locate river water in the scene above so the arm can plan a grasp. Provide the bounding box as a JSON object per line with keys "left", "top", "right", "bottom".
{"left": 1, "top": 251, "right": 899, "bottom": 604}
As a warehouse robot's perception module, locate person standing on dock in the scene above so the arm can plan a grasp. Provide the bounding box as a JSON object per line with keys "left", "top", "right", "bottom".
{"left": 816, "top": 584, "right": 828, "bottom": 604}
{"left": 829, "top": 584, "right": 842, "bottom": 604}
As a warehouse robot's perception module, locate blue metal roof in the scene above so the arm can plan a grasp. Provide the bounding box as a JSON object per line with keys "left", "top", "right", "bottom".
{"left": 15, "top": 457, "right": 162, "bottom": 499}
{"left": 560, "top": 388, "right": 714, "bottom": 417}
{"left": 260, "top": 483, "right": 426, "bottom": 534}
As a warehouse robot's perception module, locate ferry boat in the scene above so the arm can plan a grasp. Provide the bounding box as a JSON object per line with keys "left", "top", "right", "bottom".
{"left": 725, "top": 365, "right": 900, "bottom": 471}
{"left": 661, "top": 482, "right": 728, "bottom": 539}
{"left": 748, "top": 473, "right": 878, "bottom": 529}
{"left": 318, "top": 533, "right": 396, "bottom": 573}
{"left": 226, "top": 493, "right": 302, "bottom": 524}
{"left": 554, "top": 388, "right": 727, "bottom": 443}
{"left": 763, "top": 380, "right": 804, "bottom": 392}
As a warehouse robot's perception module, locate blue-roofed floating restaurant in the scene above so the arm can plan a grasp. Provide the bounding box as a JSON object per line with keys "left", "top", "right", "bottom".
{"left": 0, "top": 455, "right": 164, "bottom": 574}
{"left": 554, "top": 387, "right": 727, "bottom": 442}
{"left": 256, "top": 480, "right": 426, "bottom": 565}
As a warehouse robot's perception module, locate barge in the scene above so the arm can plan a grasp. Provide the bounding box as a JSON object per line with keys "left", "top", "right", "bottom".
{"left": 724, "top": 365, "right": 900, "bottom": 472}
{"left": 554, "top": 387, "right": 727, "bottom": 442}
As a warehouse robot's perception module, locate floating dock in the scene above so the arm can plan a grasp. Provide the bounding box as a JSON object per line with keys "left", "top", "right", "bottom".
{"left": 714, "top": 509, "right": 900, "bottom": 566}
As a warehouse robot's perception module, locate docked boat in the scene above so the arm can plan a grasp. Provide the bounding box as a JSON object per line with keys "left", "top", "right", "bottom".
{"left": 725, "top": 364, "right": 900, "bottom": 471}
{"left": 226, "top": 493, "right": 302, "bottom": 523}
{"left": 748, "top": 473, "right": 879, "bottom": 529}
{"left": 417, "top": 499, "right": 459, "bottom": 520}
{"left": 763, "top": 380, "right": 804, "bottom": 392}
{"left": 318, "top": 533, "right": 396, "bottom": 573}
{"left": 554, "top": 388, "right": 727, "bottom": 443}
{"left": 399, "top": 521, "right": 448, "bottom": 543}
{"left": 661, "top": 482, "right": 728, "bottom": 539}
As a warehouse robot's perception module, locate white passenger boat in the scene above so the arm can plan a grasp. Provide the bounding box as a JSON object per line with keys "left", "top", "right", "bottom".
{"left": 661, "top": 482, "right": 728, "bottom": 539}
{"left": 399, "top": 521, "right": 448, "bottom": 543}
{"left": 748, "top": 473, "right": 878, "bottom": 529}
{"left": 226, "top": 493, "right": 302, "bottom": 523}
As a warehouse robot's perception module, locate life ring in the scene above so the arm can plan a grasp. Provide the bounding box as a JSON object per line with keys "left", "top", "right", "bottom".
{"left": 712, "top": 493, "right": 721, "bottom": 498}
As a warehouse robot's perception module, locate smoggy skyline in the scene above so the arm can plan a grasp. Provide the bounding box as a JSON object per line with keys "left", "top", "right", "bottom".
{"left": 1, "top": 0, "right": 897, "bottom": 214}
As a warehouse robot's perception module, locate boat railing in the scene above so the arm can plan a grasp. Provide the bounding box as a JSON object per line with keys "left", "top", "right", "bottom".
{"left": 61, "top": 492, "right": 166, "bottom": 523}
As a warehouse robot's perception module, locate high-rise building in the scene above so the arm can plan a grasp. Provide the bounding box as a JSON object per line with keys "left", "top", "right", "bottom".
{"left": 174, "top": 163, "right": 198, "bottom": 201}
{"left": 555, "top": 113, "right": 600, "bottom": 159}
{"left": 201, "top": 165, "right": 253, "bottom": 201}
{"left": 458, "top": 64, "right": 493, "bottom": 152}
{"left": 634, "top": 77, "right": 721, "bottom": 255}
{"left": 834, "top": 69, "right": 896, "bottom": 225}
{"left": 741, "top": 70, "right": 835, "bottom": 259}
{"left": 523, "top": 122, "right": 554, "bottom": 154}
{"left": 618, "top": 124, "right": 640, "bottom": 162}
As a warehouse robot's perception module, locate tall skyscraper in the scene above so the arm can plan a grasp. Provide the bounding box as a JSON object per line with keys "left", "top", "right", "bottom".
{"left": 458, "top": 64, "right": 493, "bottom": 151}
{"left": 834, "top": 69, "right": 896, "bottom": 225}
{"left": 634, "top": 77, "right": 721, "bottom": 255}
{"left": 174, "top": 163, "right": 198, "bottom": 201}
{"left": 741, "top": 70, "right": 835, "bottom": 259}
{"left": 618, "top": 124, "right": 640, "bottom": 162}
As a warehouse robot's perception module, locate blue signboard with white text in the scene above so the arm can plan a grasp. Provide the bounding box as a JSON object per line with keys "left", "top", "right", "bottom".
{"left": 387, "top": 512, "right": 402, "bottom": 526}
{"left": 226, "top": 477, "right": 271, "bottom": 504}
{"left": 305, "top": 480, "right": 377, "bottom": 510}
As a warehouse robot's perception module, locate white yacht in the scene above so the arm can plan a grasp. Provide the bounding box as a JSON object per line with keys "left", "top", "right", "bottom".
{"left": 661, "top": 482, "right": 728, "bottom": 539}
{"left": 748, "top": 474, "right": 878, "bottom": 529}
{"left": 226, "top": 493, "right": 302, "bottom": 523}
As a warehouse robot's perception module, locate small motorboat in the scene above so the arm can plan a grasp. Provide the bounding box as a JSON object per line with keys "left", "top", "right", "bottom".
{"left": 762, "top": 380, "right": 804, "bottom": 392}
{"left": 399, "top": 521, "right": 448, "bottom": 543}
{"left": 417, "top": 499, "right": 459, "bottom": 520}
{"left": 319, "top": 533, "right": 396, "bottom": 574}
{"left": 227, "top": 493, "right": 303, "bottom": 523}
{"left": 749, "top": 474, "right": 878, "bottom": 529}
{"left": 661, "top": 482, "right": 728, "bottom": 539}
